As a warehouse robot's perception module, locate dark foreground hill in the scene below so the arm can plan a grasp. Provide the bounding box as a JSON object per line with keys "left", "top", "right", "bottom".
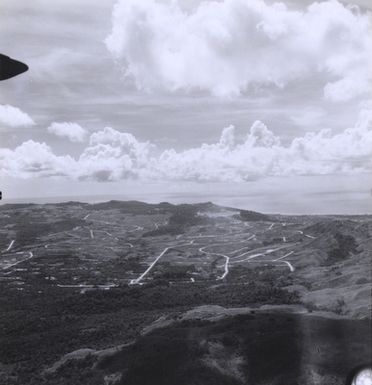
{"left": 43, "top": 308, "right": 371, "bottom": 385}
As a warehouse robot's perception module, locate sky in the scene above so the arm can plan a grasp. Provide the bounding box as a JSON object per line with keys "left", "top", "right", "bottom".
{"left": 0, "top": 0, "right": 371, "bottom": 213}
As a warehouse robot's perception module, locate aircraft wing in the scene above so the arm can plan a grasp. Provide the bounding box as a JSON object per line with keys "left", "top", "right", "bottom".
{"left": 0, "top": 54, "right": 28, "bottom": 80}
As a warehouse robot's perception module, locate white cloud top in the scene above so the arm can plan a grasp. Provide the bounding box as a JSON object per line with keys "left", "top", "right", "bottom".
{"left": 0, "top": 105, "right": 35, "bottom": 127}
{"left": 0, "top": 141, "right": 75, "bottom": 179}
{"left": 159, "top": 110, "right": 372, "bottom": 181}
{"left": 77, "top": 127, "right": 153, "bottom": 181}
{"left": 1, "top": 108, "right": 371, "bottom": 182}
{"left": 47, "top": 122, "right": 87, "bottom": 142}
{"left": 105, "top": 0, "right": 372, "bottom": 100}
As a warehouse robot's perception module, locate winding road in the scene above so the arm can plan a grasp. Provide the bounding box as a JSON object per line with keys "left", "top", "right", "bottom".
{"left": 5, "top": 240, "right": 15, "bottom": 252}
{"left": 3, "top": 251, "right": 34, "bottom": 270}
{"left": 199, "top": 244, "right": 231, "bottom": 280}
{"left": 130, "top": 240, "right": 194, "bottom": 285}
{"left": 217, "top": 255, "right": 230, "bottom": 280}
{"left": 281, "top": 260, "right": 295, "bottom": 272}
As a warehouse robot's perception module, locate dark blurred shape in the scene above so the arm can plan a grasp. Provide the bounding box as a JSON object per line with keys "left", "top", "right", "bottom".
{"left": 0, "top": 54, "right": 28, "bottom": 80}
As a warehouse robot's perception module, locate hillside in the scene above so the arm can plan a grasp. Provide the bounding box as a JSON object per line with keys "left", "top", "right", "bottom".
{"left": 238, "top": 209, "right": 271, "bottom": 222}
{"left": 42, "top": 306, "right": 371, "bottom": 385}
{"left": 0, "top": 200, "right": 370, "bottom": 385}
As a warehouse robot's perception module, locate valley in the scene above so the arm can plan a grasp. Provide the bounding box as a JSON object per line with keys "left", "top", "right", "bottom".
{"left": 0, "top": 200, "right": 370, "bottom": 384}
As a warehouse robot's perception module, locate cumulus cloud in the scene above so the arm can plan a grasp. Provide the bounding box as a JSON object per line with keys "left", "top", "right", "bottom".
{"left": 105, "top": 0, "right": 372, "bottom": 100}
{"left": 0, "top": 140, "right": 74, "bottom": 179}
{"left": 0, "top": 127, "right": 152, "bottom": 181}
{"left": 47, "top": 122, "right": 87, "bottom": 142}
{"left": 0, "top": 109, "right": 371, "bottom": 182}
{"left": 0, "top": 104, "right": 35, "bottom": 127}
{"left": 77, "top": 127, "right": 153, "bottom": 181}
{"left": 158, "top": 109, "right": 372, "bottom": 181}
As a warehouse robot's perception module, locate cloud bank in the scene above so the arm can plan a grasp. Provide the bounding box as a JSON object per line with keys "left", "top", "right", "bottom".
{"left": 0, "top": 109, "right": 371, "bottom": 182}
{"left": 157, "top": 111, "right": 372, "bottom": 181}
{"left": 47, "top": 122, "right": 88, "bottom": 142}
{"left": 0, "top": 105, "right": 35, "bottom": 127}
{"left": 105, "top": 0, "right": 372, "bottom": 100}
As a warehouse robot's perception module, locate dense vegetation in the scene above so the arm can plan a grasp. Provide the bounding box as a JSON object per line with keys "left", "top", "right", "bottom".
{"left": 144, "top": 204, "right": 210, "bottom": 236}
{"left": 324, "top": 232, "right": 358, "bottom": 265}
{"left": 1, "top": 201, "right": 370, "bottom": 385}
{"left": 15, "top": 218, "right": 86, "bottom": 246}
{"left": 238, "top": 210, "right": 270, "bottom": 222}
{"left": 0, "top": 270, "right": 299, "bottom": 385}
{"left": 36, "top": 312, "right": 371, "bottom": 385}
